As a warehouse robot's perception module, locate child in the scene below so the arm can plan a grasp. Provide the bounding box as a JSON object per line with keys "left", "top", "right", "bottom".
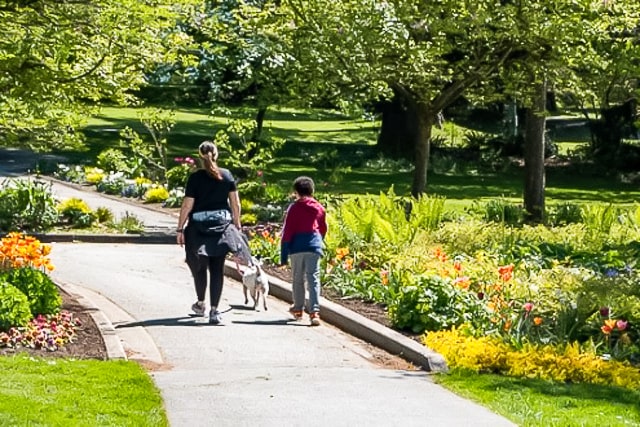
{"left": 280, "top": 176, "right": 327, "bottom": 326}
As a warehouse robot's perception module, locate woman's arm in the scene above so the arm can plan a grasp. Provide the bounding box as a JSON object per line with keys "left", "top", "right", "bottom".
{"left": 229, "top": 190, "right": 241, "bottom": 229}
{"left": 176, "top": 196, "right": 194, "bottom": 247}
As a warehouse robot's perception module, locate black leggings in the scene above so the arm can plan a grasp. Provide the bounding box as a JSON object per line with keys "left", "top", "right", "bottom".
{"left": 186, "top": 253, "right": 226, "bottom": 308}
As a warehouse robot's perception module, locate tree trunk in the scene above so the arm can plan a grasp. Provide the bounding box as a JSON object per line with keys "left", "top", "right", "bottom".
{"left": 523, "top": 81, "right": 547, "bottom": 223}
{"left": 376, "top": 89, "right": 418, "bottom": 160}
{"left": 411, "top": 103, "right": 434, "bottom": 197}
{"left": 253, "top": 106, "right": 267, "bottom": 141}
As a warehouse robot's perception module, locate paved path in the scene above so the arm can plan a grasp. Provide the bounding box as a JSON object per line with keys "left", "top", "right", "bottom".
{"left": 0, "top": 153, "right": 515, "bottom": 426}
{"left": 50, "top": 243, "right": 514, "bottom": 427}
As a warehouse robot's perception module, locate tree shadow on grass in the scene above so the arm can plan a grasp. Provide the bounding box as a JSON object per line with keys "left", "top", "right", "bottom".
{"left": 452, "top": 371, "right": 640, "bottom": 412}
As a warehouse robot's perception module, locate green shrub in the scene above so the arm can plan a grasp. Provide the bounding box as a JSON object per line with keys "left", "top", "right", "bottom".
{"left": 111, "top": 212, "right": 144, "bottom": 233}
{"left": 481, "top": 198, "right": 523, "bottom": 224}
{"left": 166, "top": 164, "right": 192, "bottom": 190}
{"left": 57, "top": 198, "right": 96, "bottom": 228}
{"left": 95, "top": 207, "right": 114, "bottom": 223}
{"left": 96, "top": 173, "right": 126, "bottom": 195}
{"left": 162, "top": 188, "right": 184, "bottom": 208}
{"left": 54, "top": 164, "right": 85, "bottom": 183}
{"left": 387, "top": 272, "right": 487, "bottom": 334}
{"left": 549, "top": 202, "right": 583, "bottom": 225}
{"left": 96, "top": 148, "right": 129, "bottom": 174}
{"left": 582, "top": 203, "right": 618, "bottom": 234}
{"left": 241, "top": 212, "right": 258, "bottom": 225}
{"left": 0, "top": 282, "right": 32, "bottom": 331}
{"left": 1, "top": 267, "right": 61, "bottom": 316}
{"left": 0, "top": 179, "right": 59, "bottom": 232}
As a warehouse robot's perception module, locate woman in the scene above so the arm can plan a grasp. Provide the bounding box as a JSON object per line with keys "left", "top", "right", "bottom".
{"left": 176, "top": 140, "right": 247, "bottom": 325}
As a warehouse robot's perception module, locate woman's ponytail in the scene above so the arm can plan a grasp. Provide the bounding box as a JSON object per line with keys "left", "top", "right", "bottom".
{"left": 199, "top": 141, "right": 222, "bottom": 180}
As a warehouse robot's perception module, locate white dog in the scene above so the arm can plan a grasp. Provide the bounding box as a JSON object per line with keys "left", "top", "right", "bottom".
{"left": 241, "top": 257, "right": 269, "bottom": 311}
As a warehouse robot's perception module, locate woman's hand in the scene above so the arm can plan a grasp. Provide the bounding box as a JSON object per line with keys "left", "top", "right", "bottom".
{"left": 177, "top": 231, "right": 185, "bottom": 247}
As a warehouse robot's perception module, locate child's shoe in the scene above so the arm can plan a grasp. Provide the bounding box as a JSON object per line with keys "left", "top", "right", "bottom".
{"left": 309, "top": 312, "right": 321, "bottom": 326}
{"left": 288, "top": 306, "right": 303, "bottom": 320}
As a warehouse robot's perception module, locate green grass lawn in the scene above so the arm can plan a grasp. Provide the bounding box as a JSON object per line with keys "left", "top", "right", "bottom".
{"left": 435, "top": 369, "right": 640, "bottom": 427}
{"left": 0, "top": 354, "right": 167, "bottom": 426}
{"left": 69, "top": 104, "right": 640, "bottom": 211}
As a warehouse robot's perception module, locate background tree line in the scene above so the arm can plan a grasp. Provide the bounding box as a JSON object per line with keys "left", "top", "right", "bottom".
{"left": 1, "top": 0, "right": 639, "bottom": 222}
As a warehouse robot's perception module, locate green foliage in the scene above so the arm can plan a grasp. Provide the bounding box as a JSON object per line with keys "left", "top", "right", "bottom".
{"left": 548, "top": 202, "right": 583, "bottom": 226}
{"left": 0, "top": 0, "right": 197, "bottom": 151}
{"left": 166, "top": 164, "right": 192, "bottom": 190}
{"left": 325, "top": 187, "right": 444, "bottom": 267}
{"left": 0, "top": 282, "right": 32, "bottom": 331}
{"left": 163, "top": 188, "right": 184, "bottom": 208}
{"left": 0, "top": 179, "right": 59, "bottom": 232}
{"left": 95, "top": 207, "right": 114, "bottom": 223}
{"left": 214, "top": 119, "right": 285, "bottom": 179}
{"left": 119, "top": 109, "right": 177, "bottom": 183}
{"left": 478, "top": 198, "right": 524, "bottom": 225}
{"left": 96, "top": 148, "right": 129, "bottom": 173}
{"left": 1, "top": 267, "right": 61, "bottom": 316}
{"left": 96, "top": 173, "right": 127, "bottom": 195}
{"left": 111, "top": 212, "right": 144, "bottom": 234}
{"left": 582, "top": 203, "right": 618, "bottom": 235}
{"left": 324, "top": 262, "right": 391, "bottom": 304}
{"left": 386, "top": 273, "right": 487, "bottom": 334}
{"left": 53, "top": 164, "right": 85, "bottom": 183}
{"left": 241, "top": 213, "right": 259, "bottom": 225}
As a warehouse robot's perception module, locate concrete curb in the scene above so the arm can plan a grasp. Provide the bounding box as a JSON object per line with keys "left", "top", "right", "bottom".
{"left": 224, "top": 261, "right": 448, "bottom": 373}
{"left": 33, "top": 233, "right": 175, "bottom": 244}
{"left": 55, "top": 280, "right": 127, "bottom": 361}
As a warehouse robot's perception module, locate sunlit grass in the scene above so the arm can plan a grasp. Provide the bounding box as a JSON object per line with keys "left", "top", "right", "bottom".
{"left": 72, "top": 105, "right": 640, "bottom": 209}
{"left": 0, "top": 354, "right": 167, "bottom": 426}
{"left": 434, "top": 369, "right": 640, "bottom": 427}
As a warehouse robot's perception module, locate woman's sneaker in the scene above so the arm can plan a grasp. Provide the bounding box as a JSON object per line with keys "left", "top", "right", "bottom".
{"left": 309, "top": 312, "right": 321, "bottom": 326}
{"left": 191, "top": 301, "right": 206, "bottom": 317}
{"left": 209, "top": 310, "right": 222, "bottom": 325}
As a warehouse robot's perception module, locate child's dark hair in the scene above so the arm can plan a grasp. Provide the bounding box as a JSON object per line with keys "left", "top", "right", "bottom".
{"left": 293, "top": 176, "right": 315, "bottom": 196}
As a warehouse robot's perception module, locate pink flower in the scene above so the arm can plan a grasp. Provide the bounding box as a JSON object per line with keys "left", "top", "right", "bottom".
{"left": 257, "top": 170, "right": 263, "bottom": 177}
{"left": 617, "top": 320, "right": 628, "bottom": 331}
{"left": 174, "top": 157, "right": 184, "bottom": 163}
{"left": 523, "top": 302, "right": 534, "bottom": 312}
{"left": 185, "top": 157, "right": 195, "bottom": 164}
